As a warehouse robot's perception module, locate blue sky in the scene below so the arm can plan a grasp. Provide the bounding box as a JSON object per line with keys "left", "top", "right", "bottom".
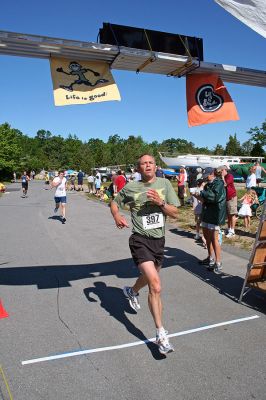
{"left": 1, "top": 0, "right": 265, "bottom": 149}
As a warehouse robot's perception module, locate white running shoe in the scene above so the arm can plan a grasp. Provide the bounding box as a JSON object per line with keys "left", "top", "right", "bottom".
{"left": 123, "top": 286, "right": 140, "bottom": 311}
{"left": 226, "top": 231, "right": 235, "bottom": 238}
{"left": 156, "top": 331, "right": 174, "bottom": 355}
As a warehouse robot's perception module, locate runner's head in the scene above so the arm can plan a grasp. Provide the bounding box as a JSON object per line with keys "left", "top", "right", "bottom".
{"left": 58, "top": 170, "right": 64, "bottom": 177}
{"left": 137, "top": 154, "right": 156, "bottom": 182}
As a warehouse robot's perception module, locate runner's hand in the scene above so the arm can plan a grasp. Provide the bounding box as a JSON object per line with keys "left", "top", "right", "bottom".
{"left": 114, "top": 214, "right": 129, "bottom": 229}
{"left": 146, "top": 189, "right": 162, "bottom": 206}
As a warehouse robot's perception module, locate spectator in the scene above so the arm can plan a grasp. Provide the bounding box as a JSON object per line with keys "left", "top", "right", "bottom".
{"left": 0, "top": 182, "right": 6, "bottom": 193}
{"left": 218, "top": 165, "right": 238, "bottom": 238}
{"left": 13, "top": 172, "right": 17, "bottom": 182}
{"left": 196, "top": 167, "right": 226, "bottom": 273}
{"left": 115, "top": 170, "right": 127, "bottom": 194}
{"left": 70, "top": 175, "right": 76, "bottom": 191}
{"left": 156, "top": 165, "right": 165, "bottom": 178}
{"left": 44, "top": 172, "right": 50, "bottom": 188}
{"left": 77, "top": 170, "right": 84, "bottom": 191}
{"left": 246, "top": 166, "right": 257, "bottom": 189}
{"left": 95, "top": 176, "right": 101, "bottom": 195}
{"left": 238, "top": 189, "right": 258, "bottom": 230}
{"left": 254, "top": 161, "right": 266, "bottom": 186}
{"left": 191, "top": 179, "right": 206, "bottom": 247}
{"left": 188, "top": 167, "right": 198, "bottom": 204}
{"left": 132, "top": 168, "right": 142, "bottom": 181}
{"left": 177, "top": 167, "right": 185, "bottom": 206}
{"left": 87, "top": 173, "right": 95, "bottom": 193}
{"left": 95, "top": 170, "right": 102, "bottom": 182}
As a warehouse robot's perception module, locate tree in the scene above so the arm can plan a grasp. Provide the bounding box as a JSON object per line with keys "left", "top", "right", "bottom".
{"left": 0, "top": 123, "right": 23, "bottom": 177}
{"left": 250, "top": 142, "right": 264, "bottom": 157}
{"left": 241, "top": 140, "right": 254, "bottom": 156}
{"left": 247, "top": 120, "right": 266, "bottom": 147}
{"left": 213, "top": 144, "right": 224, "bottom": 155}
{"left": 224, "top": 133, "right": 242, "bottom": 155}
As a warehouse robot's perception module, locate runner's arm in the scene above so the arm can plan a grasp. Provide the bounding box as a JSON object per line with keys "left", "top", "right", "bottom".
{"left": 110, "top": 201, "right": 129, "bottom": 229}
{"left": 146, "top": 189, "right": 178, "bottom": 219}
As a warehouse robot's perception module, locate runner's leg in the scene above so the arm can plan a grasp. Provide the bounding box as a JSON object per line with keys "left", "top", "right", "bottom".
{"left": 138, "top": 261, "right": 162, "bottom": 329}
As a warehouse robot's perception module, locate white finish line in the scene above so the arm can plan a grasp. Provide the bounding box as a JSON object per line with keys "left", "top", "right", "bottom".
{"left": 22, "top": 315, "right": 259, "bottom": 365}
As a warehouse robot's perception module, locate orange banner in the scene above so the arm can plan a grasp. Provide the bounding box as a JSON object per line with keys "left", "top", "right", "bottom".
{"left": 186, "top": 73, "right": 239, "bottom": 127}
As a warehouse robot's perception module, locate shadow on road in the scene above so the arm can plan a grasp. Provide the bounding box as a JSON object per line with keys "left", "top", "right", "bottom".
{"left": 84, "top": 282, "right": 164, "bottom": 360}
{"left": 0, "top": 247, "right": 264, "bottom": 314}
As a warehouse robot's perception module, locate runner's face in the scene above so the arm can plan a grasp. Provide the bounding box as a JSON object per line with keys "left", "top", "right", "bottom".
{"left": 138, "top": 156, "right": 156, "bottom": 180}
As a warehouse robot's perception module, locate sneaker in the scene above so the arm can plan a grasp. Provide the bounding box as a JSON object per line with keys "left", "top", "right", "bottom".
{"left": 226, "top": 231, "right": 235, "bottom": 238}
{"left": 198, "top": 257, "right": 213, "bottom": 265}
{"left": 62, "top": 217, "right": 66, "bottom": 224}
{"left": 215, "top": 262, "right": 223, "bottom": 273}
{"left": 194, "top": 233, "right": 201, "bottom": 240}
{"left": 123, "top": 286, "right": 140, "bottom": 311}
{"left": 207, "top": 258, "right": 216, "bottom": 271}
{"left": 156, "top": 331, "right": 174, "bottom": 355}
{"left": 54, "top": 207, "right": 58, "bottom": 213}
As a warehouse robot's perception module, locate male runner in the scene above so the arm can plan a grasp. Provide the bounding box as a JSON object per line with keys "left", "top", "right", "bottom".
{"left": 110, "top": 154, "right": 179, "bottom": 355}
{"left": 52, "top": 171, "right": 67, "bottom": 224}
{"left": 21, "top": 171, "right": 30, "bottom": 198}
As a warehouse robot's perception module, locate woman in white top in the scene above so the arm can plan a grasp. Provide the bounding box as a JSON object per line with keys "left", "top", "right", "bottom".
{"left": 246, "top": 166, "right": 257, "bottom": 189}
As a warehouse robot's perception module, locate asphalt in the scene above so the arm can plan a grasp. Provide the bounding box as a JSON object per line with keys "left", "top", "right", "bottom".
{"left": 0, "top": 180, "right": 265, "bottom": 400}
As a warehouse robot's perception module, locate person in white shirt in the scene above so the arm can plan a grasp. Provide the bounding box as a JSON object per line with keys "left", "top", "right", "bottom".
{"left": 87, "top": 174, "right": 95, "bottom": 193}
{"left": 52, "top": 170, "right": 67, "bottom": 224}
{"left": 132, "top": 168, "right": 142, "bottom": 181}
{"left": 246, "top": 166, "right": 257, "bottom": 189}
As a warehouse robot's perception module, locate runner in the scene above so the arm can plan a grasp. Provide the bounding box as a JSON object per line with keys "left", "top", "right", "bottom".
{"left": 52, "top": 170, "right": 67, "bottom": 224}
{"left": 110, "top": 154, "right": 179, "bottom": 355}
{"left": 21, "top": 171, "right": 30, "bottom": 198}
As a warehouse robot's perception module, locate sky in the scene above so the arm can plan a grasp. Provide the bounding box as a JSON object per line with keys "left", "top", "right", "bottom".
{"left": 0, "top": 0, "right": 265, "bottom": 150}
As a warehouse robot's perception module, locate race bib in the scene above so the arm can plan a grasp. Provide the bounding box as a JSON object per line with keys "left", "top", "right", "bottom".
{"left": 142, "top": 213, "right": 164, "bottom": 230}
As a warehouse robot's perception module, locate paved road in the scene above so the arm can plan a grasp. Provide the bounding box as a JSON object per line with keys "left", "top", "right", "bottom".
{"left": 0, "top": 181, "right": 265, "bottom": 400}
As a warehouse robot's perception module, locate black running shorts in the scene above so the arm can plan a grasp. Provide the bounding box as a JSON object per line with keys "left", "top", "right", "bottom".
{"left": 129, "top": 233, "right": 165, "bottom": 267}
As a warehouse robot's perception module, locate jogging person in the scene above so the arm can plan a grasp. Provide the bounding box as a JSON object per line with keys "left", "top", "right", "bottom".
{"left": 110, "top": 154, "right": 179, "bottom": 355}
{"left": 21, "top": 171, "right": 30, "bottom": 198}
{"left": 52, "top": 171, "right": 67, "bottom": 224}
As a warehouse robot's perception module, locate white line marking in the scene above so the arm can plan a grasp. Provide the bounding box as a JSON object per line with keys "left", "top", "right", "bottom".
{"left": 22, "top": 315, "right": 259, "bottom": 365}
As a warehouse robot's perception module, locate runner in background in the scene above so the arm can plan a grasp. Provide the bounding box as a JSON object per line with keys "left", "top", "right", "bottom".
{"left": 21, "top": 171, "right": 30, "bottom": 198}
{"left": 52, "top": 170, "right": 67, "bottom": 224}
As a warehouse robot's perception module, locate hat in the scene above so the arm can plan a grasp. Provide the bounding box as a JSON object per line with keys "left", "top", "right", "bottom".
{"left": 202, "top": 167, "right": 214, "bottom": 178}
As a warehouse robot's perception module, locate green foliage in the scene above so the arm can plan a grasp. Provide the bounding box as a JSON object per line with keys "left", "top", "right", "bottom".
{"left": 247, "top": 120, "right": 266, "bottom": 147}
{"left": 225, "top": 133, "right": 242, "bottom": 155}
{"left": 0, "top": 123, "right": 23, "bottom": 177}
{"left": 0, "top": 119, "right": 265, "bottom": 180}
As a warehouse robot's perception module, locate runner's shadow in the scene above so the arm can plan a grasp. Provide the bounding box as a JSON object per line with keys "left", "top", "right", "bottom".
{"left": 48, "top": 216, "right": 62, "bottom": 222}
{"left": 84, "top": 282, "right": 165, "bottom": 360}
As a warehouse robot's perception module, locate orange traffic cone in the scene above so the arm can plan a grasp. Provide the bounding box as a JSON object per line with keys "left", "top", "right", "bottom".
{"left": 0, "top": 300, "right": 9, "bottom": 319}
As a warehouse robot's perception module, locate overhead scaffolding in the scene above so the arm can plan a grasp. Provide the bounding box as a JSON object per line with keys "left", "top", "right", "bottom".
{"left": 0, "top": 30, "right": 265, "bottom": 87}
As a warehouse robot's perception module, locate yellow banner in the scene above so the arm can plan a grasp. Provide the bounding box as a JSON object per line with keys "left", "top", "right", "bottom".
{"left": 50, "top": 58, "right": 121, "bottom": 106}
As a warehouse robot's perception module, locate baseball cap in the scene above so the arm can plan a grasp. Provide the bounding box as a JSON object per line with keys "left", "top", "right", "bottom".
{"left": 202, "top": 167, "right": 214, "bottom": 178}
